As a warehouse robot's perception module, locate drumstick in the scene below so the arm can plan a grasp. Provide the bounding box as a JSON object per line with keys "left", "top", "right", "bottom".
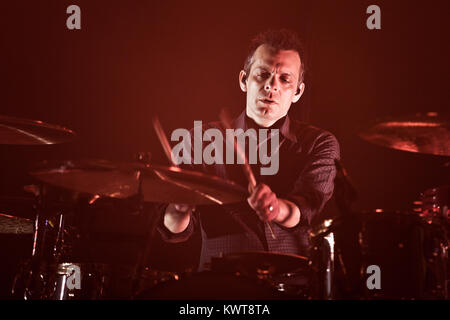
{"left": 219, "top": 109, "right": 276, "bottom": 239}
{"left": 152, "top": 116, "right": 223, "bottom": 204}
{"left": 152, "top": 117, "right": 177, "bottom": 166}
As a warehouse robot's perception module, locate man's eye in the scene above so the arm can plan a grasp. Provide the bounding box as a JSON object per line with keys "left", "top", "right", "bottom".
{"left": 257, "top": 72, "right": 270, "bottom": 79}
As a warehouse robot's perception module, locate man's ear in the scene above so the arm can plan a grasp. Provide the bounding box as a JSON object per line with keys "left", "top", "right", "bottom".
{"left": 239, "top": 70, "right": 247, "bottom": 92}
{"left": 292, "top": 82, "right": 305, "bottom": 103}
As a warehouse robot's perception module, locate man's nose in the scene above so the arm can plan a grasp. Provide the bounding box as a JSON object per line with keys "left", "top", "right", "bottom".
{"left": 264, "top": 74, "right": 279, "bottom": 93}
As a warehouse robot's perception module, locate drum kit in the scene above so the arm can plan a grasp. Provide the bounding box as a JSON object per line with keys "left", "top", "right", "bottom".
{"left": 0, "top": 112, "right": 448, "bottom": 300}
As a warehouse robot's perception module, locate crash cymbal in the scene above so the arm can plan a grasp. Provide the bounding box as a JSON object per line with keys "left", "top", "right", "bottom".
{"left": 359, "top": 112, "right": 450, "bottom": 156}
{"left": 0, "top": 213, "right": 33, "bottom": 234}
{"left": 30, "top": 160, "right": 247, "bottom": 205}
{"left": 0, "top": 115, "right": 75, "bottom": 145}
{"left": 140, "top": 163, "right": 248, "bottom": 205}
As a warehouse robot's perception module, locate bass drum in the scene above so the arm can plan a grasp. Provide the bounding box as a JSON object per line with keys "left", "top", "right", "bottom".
{"left": 358, "top": 210, "right": 447, "bottom": 299}
{"left": 133, "top": 271, "right": 303, "bottom": 300}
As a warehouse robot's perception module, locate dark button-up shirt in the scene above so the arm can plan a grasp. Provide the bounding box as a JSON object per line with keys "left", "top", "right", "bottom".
{"left": 157, "top": 111, "right": 340, "bottom": 271}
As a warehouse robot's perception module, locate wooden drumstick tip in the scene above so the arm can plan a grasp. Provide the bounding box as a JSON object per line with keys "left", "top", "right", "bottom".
{"left": 267, "top": 221, "right": 276, "bottom": 239}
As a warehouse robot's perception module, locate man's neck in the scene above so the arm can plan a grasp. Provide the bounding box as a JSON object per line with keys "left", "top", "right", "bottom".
{"left": 245, "top": 113, "right": 286, "bottom": 130}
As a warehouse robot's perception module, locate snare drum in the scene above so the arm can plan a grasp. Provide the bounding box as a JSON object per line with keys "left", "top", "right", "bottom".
{"left": 133, "top": 271, "right": 299, "bottom": 300}
{"left": 134, "top": 251, "right": 315, "bottom": 300}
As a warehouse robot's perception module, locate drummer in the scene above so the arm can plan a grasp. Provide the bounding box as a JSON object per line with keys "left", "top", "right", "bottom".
{"left": 157, "top": 29, "right": 340, "bottom": 271}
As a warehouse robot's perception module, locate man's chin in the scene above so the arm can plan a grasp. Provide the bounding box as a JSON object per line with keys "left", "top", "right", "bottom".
{"left": 248, "top": 107, "right": 276, "bottom": 125}
{"left": 254, "top": 112, "right": 279, "bottom": 127}
{"left": 256, "top": 106, "right": 274, "bottom": 117}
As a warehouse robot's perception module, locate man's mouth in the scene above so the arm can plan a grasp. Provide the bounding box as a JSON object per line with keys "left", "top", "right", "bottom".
{"left": 259, "top": 98, "right": 277, "bottom": 105}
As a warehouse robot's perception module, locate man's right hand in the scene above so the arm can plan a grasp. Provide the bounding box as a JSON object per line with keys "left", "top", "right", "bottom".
{"left": 163, "top": 203, "right": 194, "bottom": 233}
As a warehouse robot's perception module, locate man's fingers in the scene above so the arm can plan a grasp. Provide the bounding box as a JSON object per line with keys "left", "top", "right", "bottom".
{"left": 247, "top": 185, "right": 265, "bottom": 210}
{"left": 249, "top": 184, "right": 269, "bottom": 201}
{"left": 260, "top": 198, "right": 279, "bottom": 221}
{"left": 247, "top": 184, "right": 275, "bottom": 208}
{"left": 256, "top": 192, "right": 272, "bottom": 210}
{"left": 252, "top": 194, "right": 279, "bottom": 221}
{"left": 246, "top": 183, "right": 280, "bottom": 221}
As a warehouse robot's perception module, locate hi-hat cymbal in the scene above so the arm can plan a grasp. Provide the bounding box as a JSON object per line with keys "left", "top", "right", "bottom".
{"left": 0, "top": 213, "right": 33, "bottom": 234}
{"left": 0, "top": 115, "right": 75, "bottom": 145}
{"left": 359, "top": 112, "right": 450, "bottom": 156}
{"left": 30, "top": 160, "right": 247, "bottom": 205}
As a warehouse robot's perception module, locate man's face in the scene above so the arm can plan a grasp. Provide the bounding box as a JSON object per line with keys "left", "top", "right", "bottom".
{"left": 240, "top": 44, "right": 304, "bottom": 127}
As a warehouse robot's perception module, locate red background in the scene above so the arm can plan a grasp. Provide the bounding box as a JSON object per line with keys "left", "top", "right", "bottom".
{"left": 0, "top": 0, "right": 449, "bottom": 296}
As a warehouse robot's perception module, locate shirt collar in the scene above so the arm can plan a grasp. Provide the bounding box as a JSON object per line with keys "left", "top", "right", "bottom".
{"left": 233, "top": 110, "right": 297, "bottom": 143}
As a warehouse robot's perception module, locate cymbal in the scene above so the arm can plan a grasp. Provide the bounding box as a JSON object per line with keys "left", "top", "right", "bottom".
{"left": 359, "top": 112, "right": 450, "bottom": 156}
{"left": 0, "top": 115, "right": 75, "bottom": 145}
{"left": 30, "top": 160, "right": 247, "bottom": 205}
{"left": 0, "top": 213, "right": 33, "bottom": 234}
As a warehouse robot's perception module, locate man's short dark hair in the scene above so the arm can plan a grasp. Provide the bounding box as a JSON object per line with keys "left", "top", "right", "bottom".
{"left": 243, "top": 29, "right": 306, "bottom": 85}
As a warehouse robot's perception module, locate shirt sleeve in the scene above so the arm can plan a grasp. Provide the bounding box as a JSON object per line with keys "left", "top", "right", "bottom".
{"left": 286, "top": 131, "right": 340, "bottom": 227}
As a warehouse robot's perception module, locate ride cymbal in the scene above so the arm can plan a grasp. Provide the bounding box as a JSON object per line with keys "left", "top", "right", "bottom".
{"left": 359, "top": 112, "right": 450, "bottom": 157}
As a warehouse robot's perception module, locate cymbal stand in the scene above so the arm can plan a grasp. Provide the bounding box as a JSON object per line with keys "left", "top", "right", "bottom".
{"left": 310, "top": 221, "right": 336, "bottom": 300}
{"left": 130, "top": 161, "right": 148, "bottom": 298}
{"left": 18, "top": 184, "right": 70, "bottom": 300}
{"left": 24, "top": 184, "right": 51, "bottom": 300}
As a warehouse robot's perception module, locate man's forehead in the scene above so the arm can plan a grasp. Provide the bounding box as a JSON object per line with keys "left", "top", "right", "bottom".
{"left": 251, "top": 44, "right": 301, "bottom": 73}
